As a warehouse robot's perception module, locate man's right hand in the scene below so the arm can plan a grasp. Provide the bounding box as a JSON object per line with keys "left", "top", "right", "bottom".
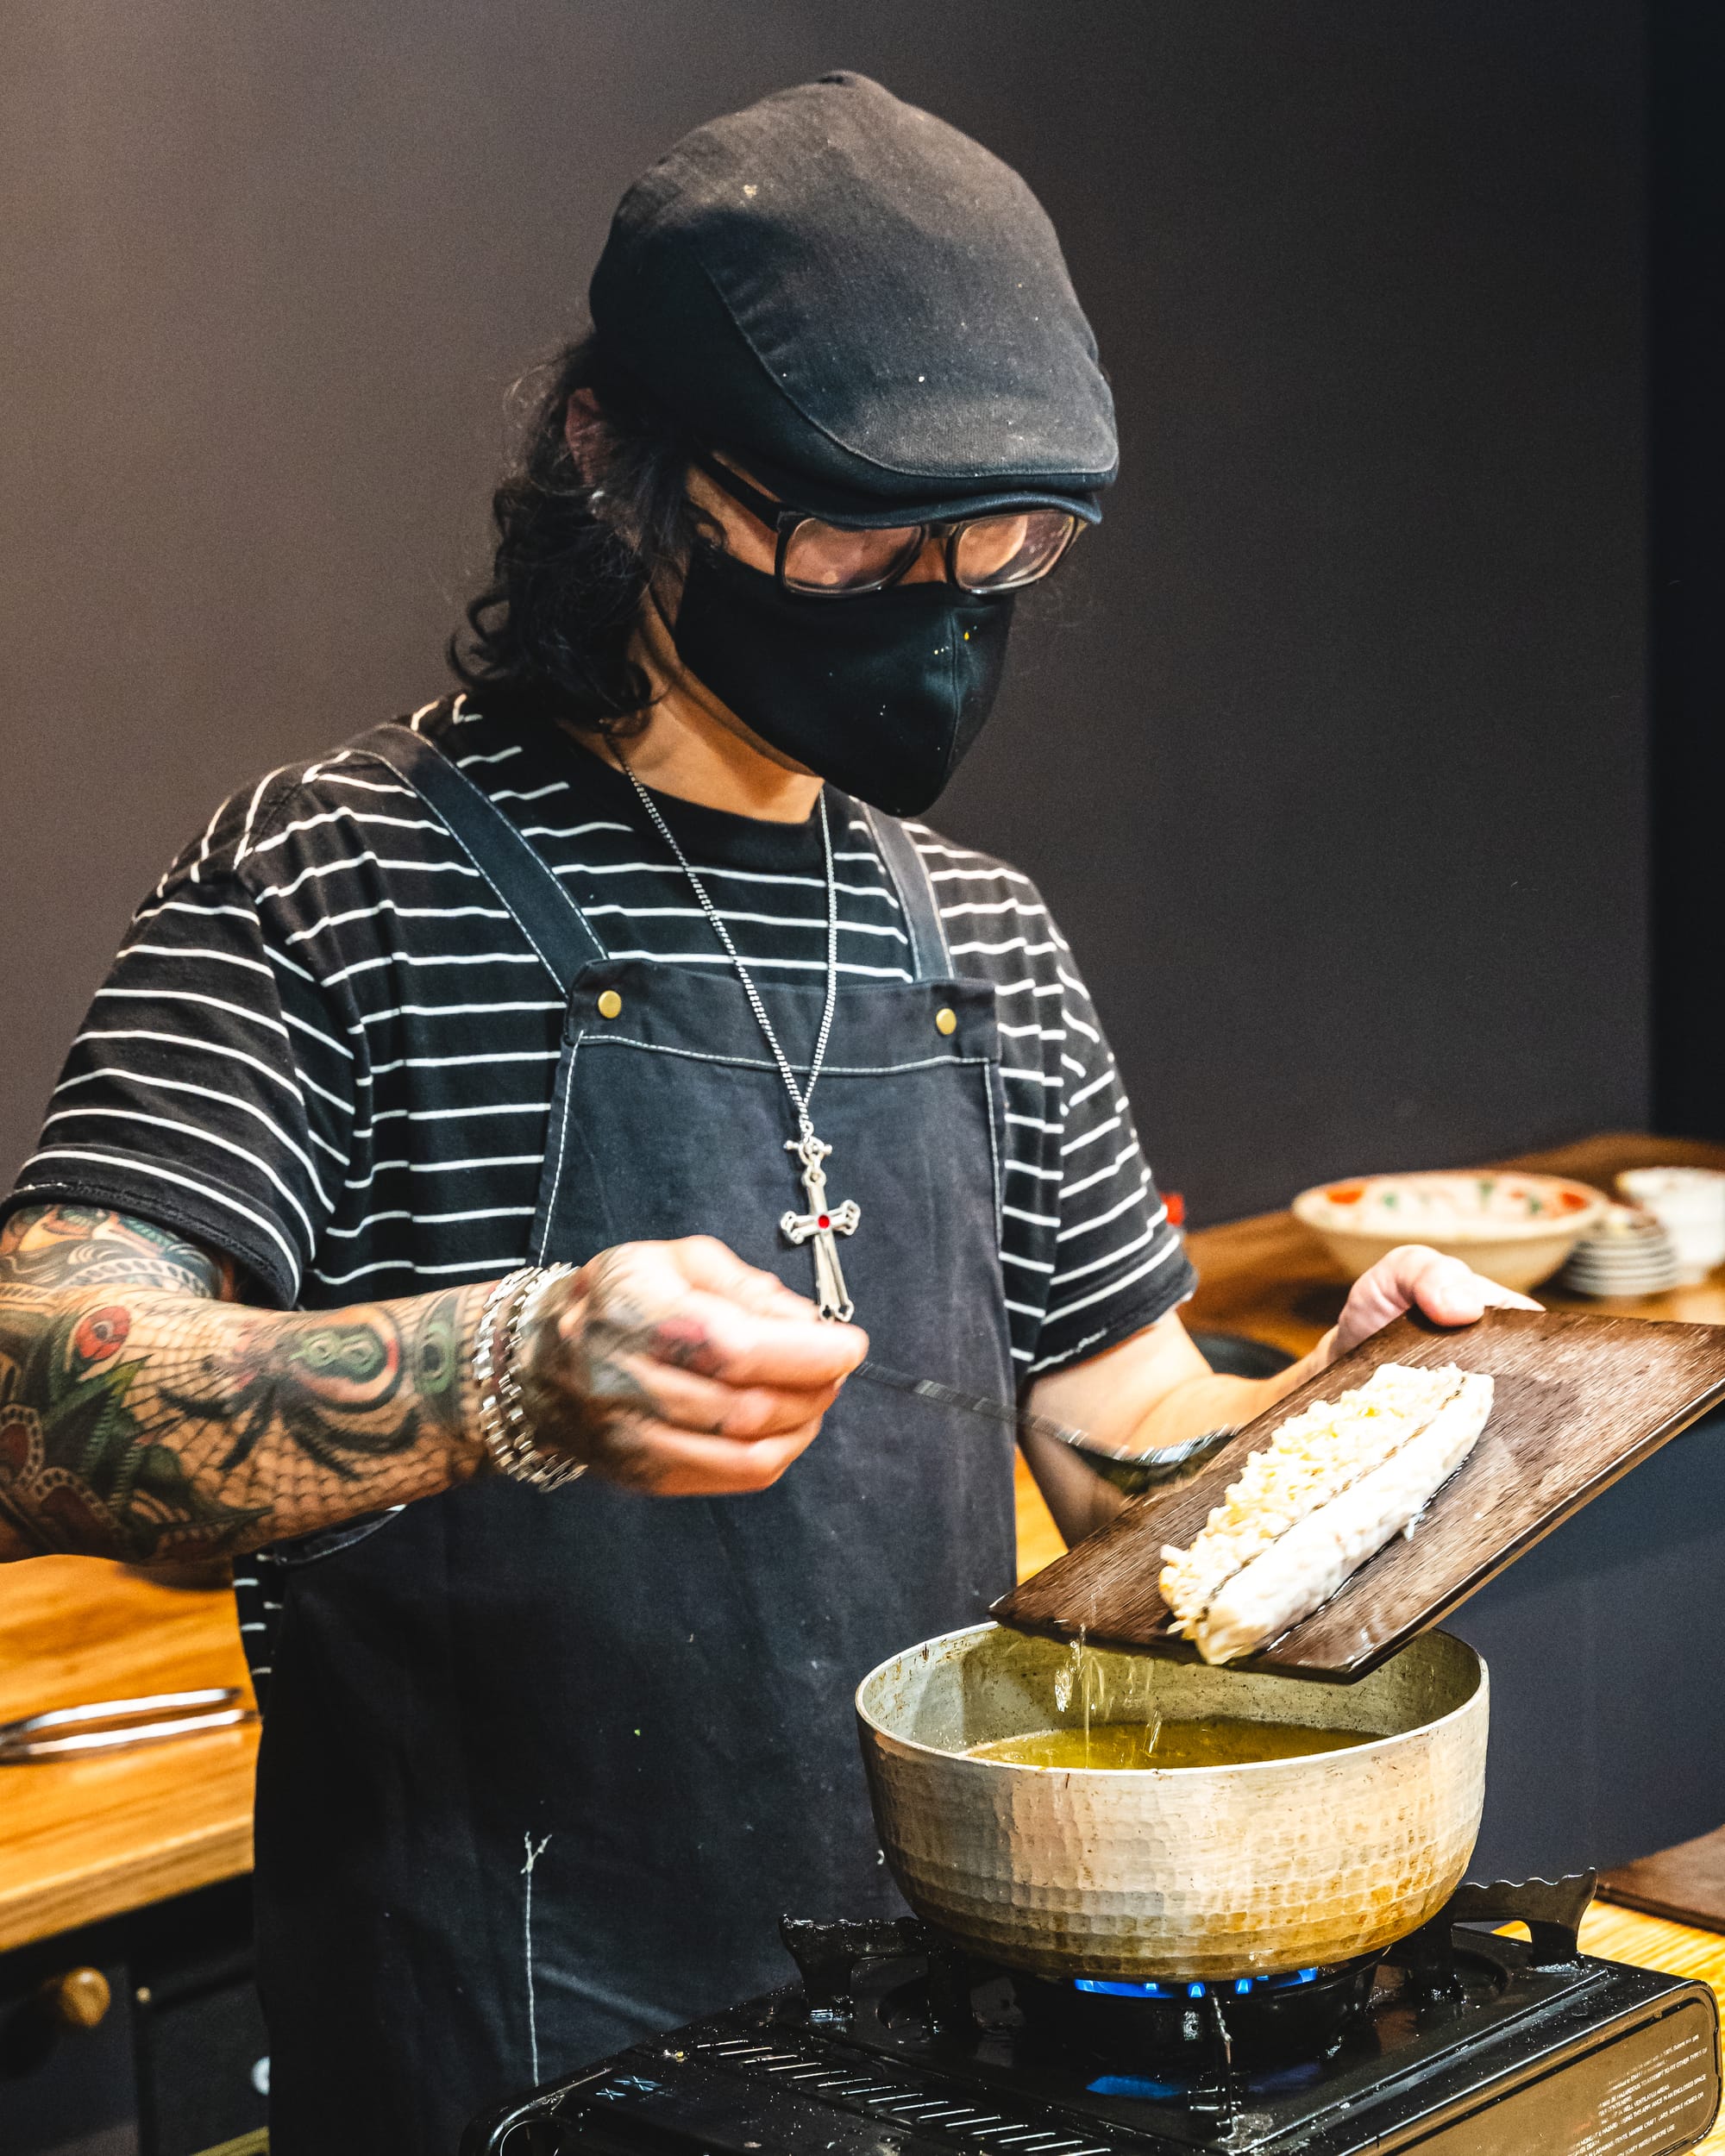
{"left": 515, "top": 1237, "right": 867, "bottom": 1495}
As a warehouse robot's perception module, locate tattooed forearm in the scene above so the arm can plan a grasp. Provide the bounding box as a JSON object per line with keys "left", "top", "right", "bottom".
{"left": 0, "top": 1206, "right": 488, "bottom": 1564}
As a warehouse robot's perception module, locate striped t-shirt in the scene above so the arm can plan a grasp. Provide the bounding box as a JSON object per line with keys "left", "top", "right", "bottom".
{"left": 6, "top": 696, "right": 1193, "bottom": 1376}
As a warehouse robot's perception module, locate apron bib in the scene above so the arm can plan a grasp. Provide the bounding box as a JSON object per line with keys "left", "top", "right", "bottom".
{"left": 254, "top": 723, "right": 1017, "bottom": 2156}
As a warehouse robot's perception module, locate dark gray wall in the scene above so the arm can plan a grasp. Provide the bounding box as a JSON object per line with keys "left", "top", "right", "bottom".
{"left": 1, "top": 1, "right": 1647, "bottom": 1226}
{"left": 1650, "top": 0, "right": 1725, "bottom": 1140}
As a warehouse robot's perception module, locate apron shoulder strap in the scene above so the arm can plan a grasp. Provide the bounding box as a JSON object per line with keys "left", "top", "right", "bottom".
{"left": 856, "top": 803, "right": 952, "bottom": 983}
{"left": 351, "top": 717, "right": 605, "bottom": 995}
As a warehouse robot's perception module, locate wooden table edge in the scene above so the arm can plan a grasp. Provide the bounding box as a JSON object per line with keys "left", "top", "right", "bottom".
{"left": 0, "top": 1796, "right": 255, "bottom": 1954}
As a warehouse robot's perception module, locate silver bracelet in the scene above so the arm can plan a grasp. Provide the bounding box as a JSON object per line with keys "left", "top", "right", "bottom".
{"left": 499, "top": 1263, "right": 581, "bottom": 1483}
{"left": 474, "top": 1263, "right": 586, "bottom": 1489}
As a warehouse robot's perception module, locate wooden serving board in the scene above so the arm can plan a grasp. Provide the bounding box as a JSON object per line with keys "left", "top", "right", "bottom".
{"left": 1599, "top": 1827, "right": 1725, "bottom": 1935}
{"left": 994, "top": 1307, "right": 1725, "bottom": 1680}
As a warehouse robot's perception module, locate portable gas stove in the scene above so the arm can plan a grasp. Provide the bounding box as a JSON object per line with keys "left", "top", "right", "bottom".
{"left": 461, "top": 1875, "right": 1722, "bottom": 2156}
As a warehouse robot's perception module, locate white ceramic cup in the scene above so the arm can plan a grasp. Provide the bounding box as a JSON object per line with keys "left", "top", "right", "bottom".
{"left": 1617, "top": 1168, "right": 1725, "bottom": 1283}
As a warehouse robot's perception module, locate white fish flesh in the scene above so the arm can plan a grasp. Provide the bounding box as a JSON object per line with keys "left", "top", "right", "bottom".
{"left": 1159, "top": 1364, "right": 1495, "bottom": 1665}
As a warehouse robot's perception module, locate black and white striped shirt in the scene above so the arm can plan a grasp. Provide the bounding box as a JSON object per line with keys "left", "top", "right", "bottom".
{"left": 7, "top": 697, "right": 1193, "bottom": 1376}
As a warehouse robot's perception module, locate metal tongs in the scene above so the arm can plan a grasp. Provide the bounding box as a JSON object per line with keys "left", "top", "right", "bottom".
{"left": 853, "top": 1360, "right": 1237, "bottom": 1495}
{"left": 0, "top": 1686, "right": 257, "bottom": 1763}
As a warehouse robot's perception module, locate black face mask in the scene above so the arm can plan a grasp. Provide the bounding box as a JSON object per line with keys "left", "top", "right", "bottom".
{"left": 668, "top": 542, "right": 1016, "bottom": 818}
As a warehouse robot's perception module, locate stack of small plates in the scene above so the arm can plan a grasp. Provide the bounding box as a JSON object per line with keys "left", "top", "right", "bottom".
{"left": 1617, "top": 1166, "right": 1725, "bottom": 1283}
{"left": 1558, "top": 1204, "right": 1684, "bottom": 1298}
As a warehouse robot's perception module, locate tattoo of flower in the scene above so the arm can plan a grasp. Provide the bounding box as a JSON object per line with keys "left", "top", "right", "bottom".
{"left": 0, "top": 1304, "right": 267, "bottom": 1558}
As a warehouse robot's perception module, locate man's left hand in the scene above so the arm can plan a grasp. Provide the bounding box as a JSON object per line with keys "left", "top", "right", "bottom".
{"left": 1324, "top": 1242, "right": 1541, "bottom": 1365}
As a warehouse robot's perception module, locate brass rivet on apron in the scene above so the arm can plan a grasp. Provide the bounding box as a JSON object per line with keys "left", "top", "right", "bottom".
{"left": 597, "top": 989, "right": 623, "bottom": 1018}
{"left": 935, "top": 1006, "right": 958, "bottom": 1036}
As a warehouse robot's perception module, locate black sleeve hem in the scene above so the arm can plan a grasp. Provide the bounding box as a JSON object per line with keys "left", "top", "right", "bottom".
{"left": 1026, "top": 1250, "right": 1199, "bottom": 1378}
{"left": 0, "top": 1177, "right": 298, "bottom": 1310}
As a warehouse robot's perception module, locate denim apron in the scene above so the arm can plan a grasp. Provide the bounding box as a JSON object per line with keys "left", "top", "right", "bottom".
{"left": 254, "top": 724, "right": 1017, "bottom": 2156}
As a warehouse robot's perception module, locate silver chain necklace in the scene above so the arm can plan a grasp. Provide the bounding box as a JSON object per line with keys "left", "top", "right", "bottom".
{"left": 611, "top": 745, "right": 861, "bottom": 1320}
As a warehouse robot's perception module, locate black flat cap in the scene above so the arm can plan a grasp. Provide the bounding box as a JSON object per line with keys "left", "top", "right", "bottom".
{"left": 589, "top": 72, "right": 1115, "bottom": 523}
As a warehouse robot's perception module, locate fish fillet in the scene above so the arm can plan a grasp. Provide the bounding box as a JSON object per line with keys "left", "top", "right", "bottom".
{"left": 1159, "top": 1363, "right": 1494, "bottom": 1665}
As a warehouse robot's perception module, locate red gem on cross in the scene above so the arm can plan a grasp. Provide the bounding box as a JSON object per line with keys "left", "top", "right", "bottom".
{"left": 818, "top": 1213, "right": 831, "bottom": 1229}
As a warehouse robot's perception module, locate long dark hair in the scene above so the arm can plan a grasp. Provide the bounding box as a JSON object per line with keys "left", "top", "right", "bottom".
{"left": 448, "top": 333, "right": 702, "bottom": 732}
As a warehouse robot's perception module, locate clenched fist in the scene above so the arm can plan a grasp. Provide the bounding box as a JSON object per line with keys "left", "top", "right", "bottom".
{"left": 511, "top": 1237, "right": 868, "bottom": 1495}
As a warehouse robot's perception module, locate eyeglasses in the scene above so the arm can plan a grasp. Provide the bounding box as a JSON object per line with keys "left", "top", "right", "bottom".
{"left": 692, "top": 451, "right": 1083, "bottom": 599}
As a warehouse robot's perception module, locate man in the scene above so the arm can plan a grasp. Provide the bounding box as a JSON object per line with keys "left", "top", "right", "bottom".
{"left": 0, "top": 76, "right": 1529, "bottom": 2153}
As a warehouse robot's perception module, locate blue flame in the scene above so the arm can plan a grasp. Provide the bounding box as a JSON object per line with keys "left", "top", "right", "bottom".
{"left": 1073, "top": 1977, "right": 1176, "bottom": 1999}
{"left": 1087, "top": 2074, "right": 1185, "bottom": 2100}
{"left": 1072, "top": 1964, "right": 1325, "bottom": 2002}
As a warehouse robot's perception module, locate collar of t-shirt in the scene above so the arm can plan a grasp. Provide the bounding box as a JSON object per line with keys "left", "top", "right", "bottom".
{"left": 472, "top": 710, "right": 837, "bottom": 883}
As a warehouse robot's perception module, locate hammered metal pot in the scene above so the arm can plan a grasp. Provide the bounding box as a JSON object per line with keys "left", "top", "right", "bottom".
{"left": 856, "top": 1622, "right": 1488, "bottom": 1980}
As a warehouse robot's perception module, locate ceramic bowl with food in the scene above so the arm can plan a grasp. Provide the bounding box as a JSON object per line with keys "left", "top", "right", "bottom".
{"left": 1291, "top": 1171, "right": 1607, "bottom": 1292}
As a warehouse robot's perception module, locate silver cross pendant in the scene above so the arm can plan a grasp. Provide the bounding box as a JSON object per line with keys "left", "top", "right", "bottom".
{"left": 781, "top": 1130, "right": 861, "bottom": 1321}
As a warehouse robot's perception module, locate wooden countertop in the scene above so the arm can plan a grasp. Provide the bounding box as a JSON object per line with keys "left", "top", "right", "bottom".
{"left": 0, "top": 1557, "right": 256, "bottom": 1952}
